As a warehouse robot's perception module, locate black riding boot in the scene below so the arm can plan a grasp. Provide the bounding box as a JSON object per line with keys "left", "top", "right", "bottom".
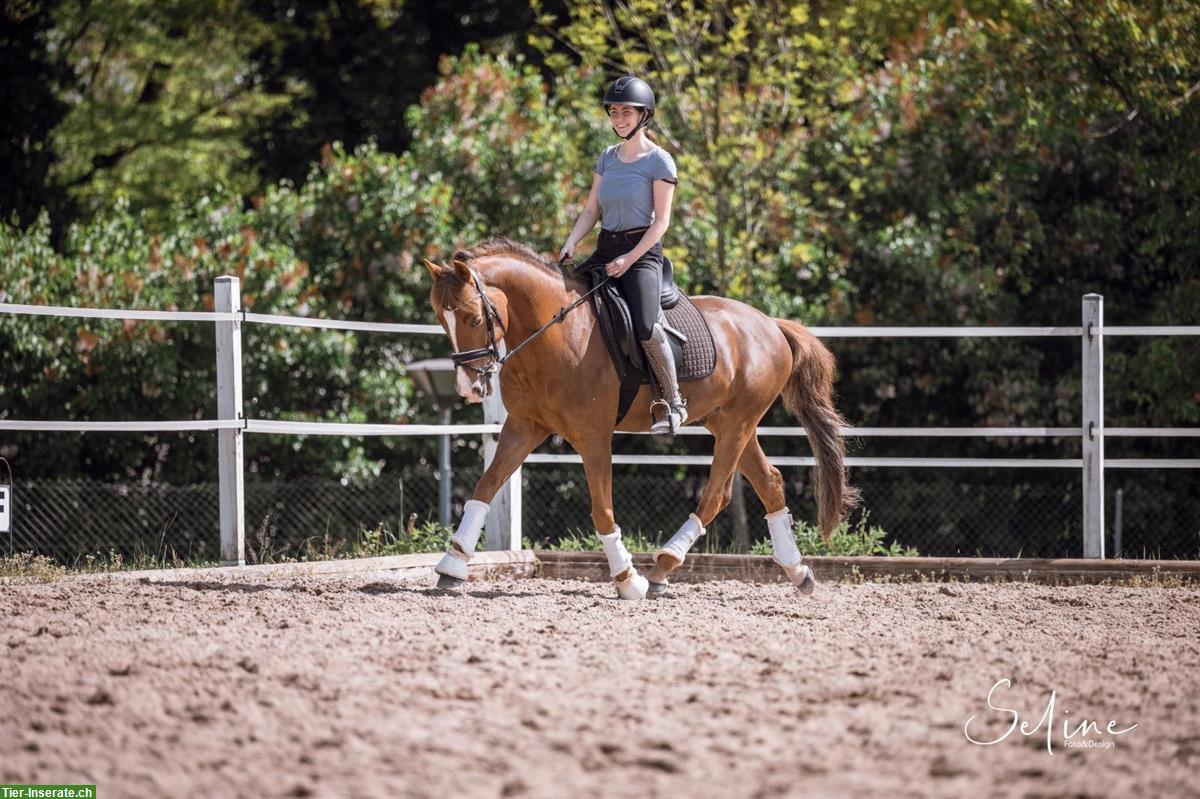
{"left": 642, "top": 322, "right": 687, "bottom": 434}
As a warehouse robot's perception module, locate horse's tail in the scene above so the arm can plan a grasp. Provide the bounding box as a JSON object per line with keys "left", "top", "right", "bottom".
{"left": 775, "top": 318, "right": 860, "bottom": 541}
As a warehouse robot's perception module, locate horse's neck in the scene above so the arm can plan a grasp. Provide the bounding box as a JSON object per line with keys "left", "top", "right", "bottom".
{"left": 482, "top": 257, "right": 585, "bottom": 342}
{"left": 479, "top": 256, "right": 592, "bottom": 371}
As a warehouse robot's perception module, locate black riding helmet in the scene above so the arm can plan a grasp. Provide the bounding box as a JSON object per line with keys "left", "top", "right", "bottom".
{"left": 603, "top": 76, "right": 656, "bottom": 140}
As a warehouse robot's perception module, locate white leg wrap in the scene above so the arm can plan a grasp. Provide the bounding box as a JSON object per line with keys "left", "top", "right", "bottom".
{"left": 767, "top": 508, "right": 815, "bottom": 593}
{"left": 598, "top": 527, "right": 647, "bottom": 600}
{"left": 451, "top": 499, "right": 490, "bottom": 557}
{"left": 767, "top": 508, "right": 802, "bottom": 567}
{"left": 598, "top": 527, "right": 633, "bottom": 577}
{"left": 434, "top": 499, "right": 490, "bottom": 581}
{"left": 655, "top": 513, "right": 705, "bottom": 565}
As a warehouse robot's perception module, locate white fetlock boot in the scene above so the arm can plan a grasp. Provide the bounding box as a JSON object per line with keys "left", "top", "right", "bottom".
{"left": 434, "top": 499, "right": 489, "bottom": 587}
{"left": 767, "top": 508, "right": 816, "bottom": 595}
{"left": 649, "top": 513, "right": 705, "bottom": 597}
{"left": 598, "top": 526, "right": 648, "bottom": 601}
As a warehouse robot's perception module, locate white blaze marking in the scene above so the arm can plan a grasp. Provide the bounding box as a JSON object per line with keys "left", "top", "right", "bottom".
{"left": 442, "top": 307, "right": 478, "bottom": 400}
{"left": 441, "top": 308, "right": 460, "bottom": 351}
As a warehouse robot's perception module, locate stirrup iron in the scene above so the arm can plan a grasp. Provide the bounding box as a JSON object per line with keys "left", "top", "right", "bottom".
{"left": 649, "top": 398, "right": 686, "bottom": 435}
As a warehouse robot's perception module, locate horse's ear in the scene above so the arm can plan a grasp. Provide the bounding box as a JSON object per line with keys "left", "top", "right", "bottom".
{"left": 421, "top": 259, "right": 443, "bottom": 280}
{"left": 451, "top": 257, "right": 472, "bottom": 283}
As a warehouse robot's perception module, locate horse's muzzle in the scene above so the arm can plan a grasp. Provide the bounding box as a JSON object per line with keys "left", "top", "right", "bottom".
{"left": 455, "top": 367, "right": 493, "bottom": 404}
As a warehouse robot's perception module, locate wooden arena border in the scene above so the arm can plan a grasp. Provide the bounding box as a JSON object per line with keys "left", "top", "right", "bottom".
{"left": 534, "top": 551, "right": 1200, "bottom": 586}
{"left": 52, "top": 550, "right": 1198, "bottom": 586}
{"left": 75, "top": 550, "right": 538, "bottom": 583}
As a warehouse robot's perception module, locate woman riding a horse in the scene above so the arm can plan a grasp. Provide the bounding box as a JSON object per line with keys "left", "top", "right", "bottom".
{"left": 560, "top": 75, "right": 686, "bottom": 435}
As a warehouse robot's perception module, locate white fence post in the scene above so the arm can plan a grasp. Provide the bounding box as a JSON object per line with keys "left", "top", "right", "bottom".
{"left": 482, "top": 382, "right": 522, "bottom": 551}
{"left": 1082, "top": 293, "right": 1104, "bottom": 558}
{"left": 215, "top": 277, "right": 246, "bottom": 566}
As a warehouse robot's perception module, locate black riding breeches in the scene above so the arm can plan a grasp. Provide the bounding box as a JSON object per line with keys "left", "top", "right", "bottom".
{"left": 579, "top": 228, "right": 663, "bottom": 341}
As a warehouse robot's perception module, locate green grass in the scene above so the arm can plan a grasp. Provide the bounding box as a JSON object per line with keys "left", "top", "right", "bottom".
{"left": 0, "top": 552, "right": 68, "bottom": 580}
{"left": 750, "top": 513, "right": 919, "bottom": 558}
{"left": 345, "top": 520, "right": 454, "bottom": 558}
{"left": 3, "top": 509, "right": 916, "bottom": 580}
{"left": 541, "top": 528, "right": 660, "bottom": 553}
{"left": 542, "top": 513, "right": 918, "bottom": 558}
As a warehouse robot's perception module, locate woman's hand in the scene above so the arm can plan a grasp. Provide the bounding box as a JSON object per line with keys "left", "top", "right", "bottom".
{"left": 605, "top": 256, "right": 630, "bottom": 277}
{"left": 559, "top": 239, "right": 575, "bottom": 261}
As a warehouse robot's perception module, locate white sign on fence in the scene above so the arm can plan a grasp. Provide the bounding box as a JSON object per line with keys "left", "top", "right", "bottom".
{"left": 0, "top": 484, "right": 10, "bottom": 534}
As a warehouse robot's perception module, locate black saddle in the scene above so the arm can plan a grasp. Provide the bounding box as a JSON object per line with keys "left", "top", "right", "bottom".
{"left": 576, "top": 256, "right": 716, "bottom": 425}
{"left": 659, "top": 254, "right": 683, "bottom": 310}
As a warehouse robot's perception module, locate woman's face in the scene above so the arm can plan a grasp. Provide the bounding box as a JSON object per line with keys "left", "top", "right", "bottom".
{"left": 607, "top": 104, "right": 642, "bottom": 137}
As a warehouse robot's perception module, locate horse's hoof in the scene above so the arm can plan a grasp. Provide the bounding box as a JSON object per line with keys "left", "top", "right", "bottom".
{"left": 792, "top": 563, "right": 820, "bottom": 595}
{"left": 436, "top": 574, "right": 467, "bottom": 590}
{"left": 647, "top": 580, "right": 669, "bottom": 599}
{"left": 780, "top": 562, "right": 816, "bottom": 595}
{"left": 615, "top": 570, "right": 649, "bottom": 601}
{"left": 795, "top": 565, "right": 816, "bottom": 595}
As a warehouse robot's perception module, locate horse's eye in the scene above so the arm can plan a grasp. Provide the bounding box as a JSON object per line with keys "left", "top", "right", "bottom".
{"left": 469, "top": 315, "right": 483, "bottom": 328}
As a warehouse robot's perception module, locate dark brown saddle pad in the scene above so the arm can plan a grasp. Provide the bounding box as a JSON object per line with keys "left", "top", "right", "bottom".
{"left": 578, "top": 266, "right": 717, "bottom": 424}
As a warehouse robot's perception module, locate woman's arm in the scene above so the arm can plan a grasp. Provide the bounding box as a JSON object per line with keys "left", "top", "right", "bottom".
{"left": 561, "top": 173, "right": 603, "bottom": 258}
{"left": 605, "top": 179, "right": 675, "bottom": 277}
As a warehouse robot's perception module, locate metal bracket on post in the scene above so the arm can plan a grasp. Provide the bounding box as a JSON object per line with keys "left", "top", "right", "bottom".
{"left": 215, "top": 277, "right": 246, "bottom": 566}
{"left": 1081, "top": 293, "right": 1104, "bottom": 559}
{"left": 0, "top": 458, "right": 12, "bottom": 556}
{"left": 482, "top": 372, "right": 521, "bottom": 552}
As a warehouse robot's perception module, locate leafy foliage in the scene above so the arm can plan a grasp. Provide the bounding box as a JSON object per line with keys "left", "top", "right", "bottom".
{"left": 540, "top": 529, "right": 658, "bottom": 553}
{"left": 43, "top": 0, "right": 299, "bottom": 225}
{"left": 2, "top": 3, "right": 1197, "bottom": 556}
{"left": 751, "top": 513, "right": 918, "bottom": 558}
{"left": 0, "top": 52, "right": 603, "bottom": 485}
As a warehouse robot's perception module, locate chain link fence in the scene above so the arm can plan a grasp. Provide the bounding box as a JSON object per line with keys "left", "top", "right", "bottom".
{"left": 5, "top": 464, "right": 1195, "bottom": 564}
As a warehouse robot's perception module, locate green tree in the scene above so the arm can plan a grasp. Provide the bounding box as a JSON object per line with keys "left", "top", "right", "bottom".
{"left": 0, "top": 52, "right": 600, "bottom": 485}
{"left": 242, "top": 0, "right": 548, "bottom": 189}
{"left": 1, "top": 1, "right": 73, "bottom": 228}
{"left": 6, "top": 0, "right": 558, "bottom": 234}
{"left": 404, "top": 46, "right": 606, "bottom": 250}
{"left": 529, "top": 0, "right": 995, "bottom": 313}
{"left": 43, "top": 0, "right": 299, "bottom": 225}
{"left": 794, "top": 1, "right": 1200, "bottom": 557}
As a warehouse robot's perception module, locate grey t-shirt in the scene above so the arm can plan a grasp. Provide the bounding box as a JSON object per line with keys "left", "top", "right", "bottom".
{"left": 594, "top": 144, "right": 678, "bottom": 231}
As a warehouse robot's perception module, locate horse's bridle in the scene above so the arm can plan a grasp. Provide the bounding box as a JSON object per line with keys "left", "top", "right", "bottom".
{"left": 448, "top": 268, "right": 504, "bottom": 380}
{"left": 447, "top": 262, "right": 609, "bottom": 386}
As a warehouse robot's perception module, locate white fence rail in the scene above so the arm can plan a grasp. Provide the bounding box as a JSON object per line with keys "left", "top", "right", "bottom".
{"left": 2, "top": 280, "right": 1197, "bottom": 563}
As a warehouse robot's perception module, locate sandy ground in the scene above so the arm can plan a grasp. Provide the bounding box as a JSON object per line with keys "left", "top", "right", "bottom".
{"left": 1, "top": 571, "right": 1197, "bottom": 798}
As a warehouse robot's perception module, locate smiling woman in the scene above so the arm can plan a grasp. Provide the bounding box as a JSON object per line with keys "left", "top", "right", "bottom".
{"left": 560, "top": 76, "right": 685, "bottom": 436}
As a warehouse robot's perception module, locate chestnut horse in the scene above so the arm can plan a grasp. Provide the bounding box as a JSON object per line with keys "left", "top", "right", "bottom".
{"left": 424, "top": 239, "right": 857, "bottom": 599}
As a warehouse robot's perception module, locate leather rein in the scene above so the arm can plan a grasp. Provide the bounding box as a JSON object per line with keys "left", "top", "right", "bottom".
{"left": 449, "top": 259, "right": 610, "bottom": 381}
